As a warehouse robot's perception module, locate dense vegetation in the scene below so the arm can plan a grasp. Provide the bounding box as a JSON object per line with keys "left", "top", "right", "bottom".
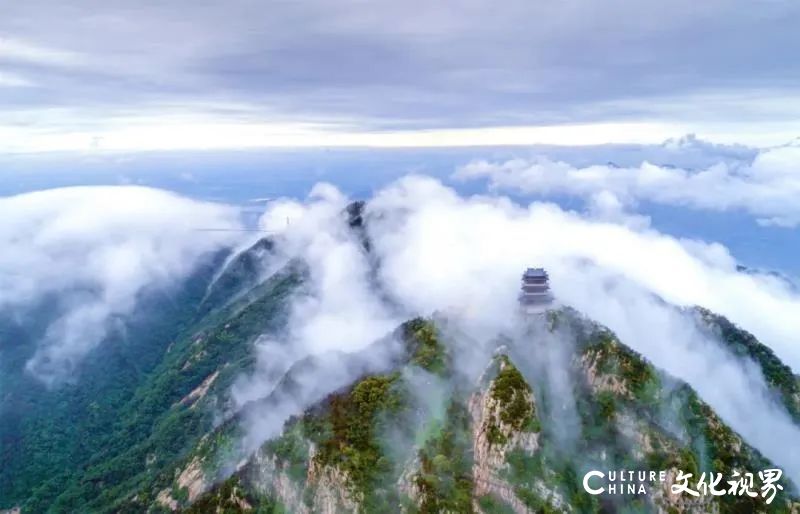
{"left": 412, "top": 401, "right": 474, "bottom": 514}
{"left": 490, "top": 355, "right": 540, "bottom": 433}
{"left": 0, "top": 241, "right": 305, "bottom": 513}
{"left": 402, "top": 318, "right": 449, "bottom": 376}
{"left": 309, "top": 373, "right": 406, "bottom": 499}
{"left": 696, "top": 306, "right": 800, "bottom": 422}
{"left": 187, "top": 308, "right": 799, "bottom": 513}
{"left": 4, "top": 211, "right": 800, "bottom": 513}
{"left": 0, "top": 253, "right": 226, "bottom": 509}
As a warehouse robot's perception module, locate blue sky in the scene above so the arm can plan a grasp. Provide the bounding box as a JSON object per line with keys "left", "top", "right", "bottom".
{"left": 2, "top": 2, "right": 799, "bottom": 277}
{"left": 4, "top": 4, "right": 800, "bottom": 482}
{"left": 3, "top": 141, "right": 798, "bottom": 280}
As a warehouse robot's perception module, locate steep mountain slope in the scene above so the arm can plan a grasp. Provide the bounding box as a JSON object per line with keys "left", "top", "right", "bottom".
{"left": 693, "top": 307, "right": 800, "bottom": 423}
{"left": 160, "top": 311, "right": 799, "bottom": 514}
{"left": 0, "top": 250, "right": 229, "bottom": 507}
{"left": 0, "top": 241, "right": 304, "bottom": 513}
{"left": 3, "top": 203, "right": 800, "bottom": 514}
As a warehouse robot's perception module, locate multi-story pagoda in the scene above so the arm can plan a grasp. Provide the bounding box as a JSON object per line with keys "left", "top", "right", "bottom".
{"left": 519, "top": 267, "right": 553, "bottom": 313}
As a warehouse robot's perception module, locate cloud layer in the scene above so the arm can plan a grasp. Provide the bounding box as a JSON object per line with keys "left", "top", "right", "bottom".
{"left": 231, "top": 184, "right": 403, "bottom": 450}
{"left": 4, "top": 177, "right": 799, "bottom": 483}
{"left": 227, "top": 175, "right": 800, "bottom": 483}
{"left": 366, "top": 176, "right": 800, "bottom": 367}
{"left": 0, "top": 186, "right": 240, "bottom": 384}
{"left": 3, "top": 1, "right": 800, "bottom": 149}
{"left": 455, "top": 140, "right": 800, "bottom": 227}
{"left": 364, "top": 176, "right": 800, "bottom": 482}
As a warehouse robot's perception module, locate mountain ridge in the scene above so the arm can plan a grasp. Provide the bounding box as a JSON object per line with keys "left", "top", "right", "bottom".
{"left": 156, "top": 308, "right": 799, "bottom": 514}
{"left": 2, "top": 204, "right": 799, "bottom": 513}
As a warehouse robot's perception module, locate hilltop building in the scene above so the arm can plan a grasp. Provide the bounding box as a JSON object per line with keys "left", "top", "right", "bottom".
{"left": 519, "top": 267, "right": 553, "bottom": 313}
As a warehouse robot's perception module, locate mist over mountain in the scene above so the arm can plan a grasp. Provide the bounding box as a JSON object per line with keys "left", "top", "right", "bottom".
{"left": 1, "top": 176, "right": 799, "bottom": 513}
{"left": 4, "top": 0, "right": 800, "bottom": 510}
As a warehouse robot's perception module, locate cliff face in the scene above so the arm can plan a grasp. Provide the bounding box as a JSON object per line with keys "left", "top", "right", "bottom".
{"left": 469, "top": 356, "right": 543, "bottom": 514}
{"left": 181, "top": 312, "right": 799, "bottom": 514}
{"left": 6, "top": 205, "right": 800, "bottom": 514}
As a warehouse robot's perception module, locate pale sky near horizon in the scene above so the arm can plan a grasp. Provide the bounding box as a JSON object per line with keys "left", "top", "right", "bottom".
{"left": 2, "top": 1, "right": 800, "bottom": 152}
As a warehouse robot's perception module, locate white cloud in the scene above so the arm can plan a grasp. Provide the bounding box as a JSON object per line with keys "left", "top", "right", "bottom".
{"left": 0, "top": 37, "right": 85, "bottom": 67}
{"left": 0, "top": 186, "right": 241, "bottom": 385}
{"left": 454, "top": 140, "right": 800, "bottom": 227}
{"left": 256, "top": 183, "right": 399, "bottom": 357}
{"left": 222, "top": 176, "right": 800, "bottom": 482}
{"left": 0, "top": 71, "right": 34, "bottom": 87}
{"left": 3, "top": 0, "right": 800, "bottom": 146}
{"left": 8, "top": 178, "right": 797, "bottom": 483}
{"left": 360, "top": 175, "right": 800, "bottom": 483}
{"left": 367, "top": 175, "right": 800, "bottom": 369}
{"left": 0, "top": 117, "right": 688, "bottom": 154}
{"left": 586, "top": 190, "right": 651, "bottom": 229}
{"left": 231, "top": 185, "right": 402, "bottom": 449}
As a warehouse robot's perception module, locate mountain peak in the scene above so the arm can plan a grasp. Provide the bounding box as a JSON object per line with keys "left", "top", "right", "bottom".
{"left": 170, "top": 306, "right": 798, "bottom": 513}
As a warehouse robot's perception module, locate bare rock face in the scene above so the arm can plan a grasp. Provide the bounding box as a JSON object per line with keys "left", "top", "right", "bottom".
{"left": 470, "top": 356, "right": 540, "bottom": 514}
{"left": 156, "top": 489, "right": 178, "bottom": 512}
{"left": 177, "top": 456, "right": 209, "bottom": 503}
{"left": 648, "top": 469, "right": 720, "bottom": 514}
{"left": 580, "top": 347, "right": 632, "bottom": 399}
{"left": 155, "top": 489, "right": 178, "bottom": 512}
{"left": 178, "top": 370, "right": 219, "bottom": 409}
{"left": 396, "top": 454, "right": 422, "bottom": 508}
{"left": 154, "top": 455, "right": 209, "bottom": 511}
{"left": 251, "top": 449, "right": 307, "bottom": 513}
{"left": 177, "top": 314, "right": 800, "bottom": 513}
{"left": 249, "top": 441, "right": 360, "bottom": 514}
{"left": 306, "top": 454, "right": 361, "bottom": 514}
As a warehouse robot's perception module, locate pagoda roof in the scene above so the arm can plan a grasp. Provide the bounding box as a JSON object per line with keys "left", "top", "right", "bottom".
{"left": 523, "top": 267, "right": 548, "bottom": 278}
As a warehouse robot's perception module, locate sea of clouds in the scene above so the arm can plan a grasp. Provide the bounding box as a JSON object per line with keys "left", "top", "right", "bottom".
{"left": 455, "top": 138, "right": 800, "bottom": 227}
{"left": 234, "top": 174, "right": 800, "bottom": 483}
{"left": 2, "top": 144, "right": 800, "bottom": 483}
{"left": 0, "top": 186, "right": 241, "bottom": 385}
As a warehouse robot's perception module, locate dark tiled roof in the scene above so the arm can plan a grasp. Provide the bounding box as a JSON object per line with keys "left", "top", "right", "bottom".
{"left": 523, "top": 267, "right": 547, "bottom": 278}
